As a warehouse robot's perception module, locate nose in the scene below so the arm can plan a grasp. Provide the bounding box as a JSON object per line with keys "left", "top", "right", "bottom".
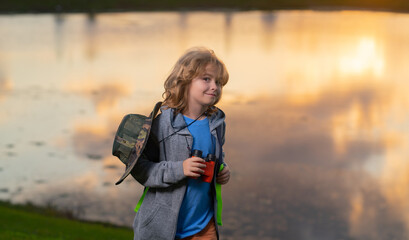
{"left": 210, "top": 80, "right": 218, "bottom": 90}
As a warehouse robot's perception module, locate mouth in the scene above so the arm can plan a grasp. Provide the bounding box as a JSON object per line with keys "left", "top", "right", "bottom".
{"left": 205, "top": 93, "right": 217, "bottom": 97}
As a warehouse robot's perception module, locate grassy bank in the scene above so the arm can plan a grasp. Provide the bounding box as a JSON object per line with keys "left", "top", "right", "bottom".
{"left": 1, "top": 0, "right": 409, "bottom": 13}
{"left": 0, "top": 201, "right": 133, "bottom": 240}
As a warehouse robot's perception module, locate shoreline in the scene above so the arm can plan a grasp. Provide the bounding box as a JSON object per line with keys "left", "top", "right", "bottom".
{"left": 1, "top": 7, "right": 408, "bottom": 16}
{"left": 1, "top": 2, "right": 409, "bottom": 15}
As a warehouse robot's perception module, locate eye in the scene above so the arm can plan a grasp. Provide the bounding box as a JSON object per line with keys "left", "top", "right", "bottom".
{"left": 203, "top": 77, "right": 211, "bottom": 81}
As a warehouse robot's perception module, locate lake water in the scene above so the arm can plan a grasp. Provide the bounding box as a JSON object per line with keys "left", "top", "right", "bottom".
{"left": 1, "top": 10, "right": 409, "bottom": 240}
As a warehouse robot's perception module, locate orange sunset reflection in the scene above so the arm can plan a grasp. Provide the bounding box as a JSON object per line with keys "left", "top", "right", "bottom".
{"left": 2, "top": 10, "right": 409, "bottom": 239}
{"left": 65, "top": 80, "right": 132, "bottom": 114}
{"left": 0, "top": 75, "right": 11, "bottom": 100}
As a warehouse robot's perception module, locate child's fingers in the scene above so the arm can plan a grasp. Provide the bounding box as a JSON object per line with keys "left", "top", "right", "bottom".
{"left": 193, "top": 166, "right": 205, "bottom": 174}
{"left": 189, "top": 166, "right": 204, "bottom": 177}
{"left": 221, "top": 165, "right": 230, "bottom": 173}
{"left": 218, "top": 169, "right": 229, "bottom": 177}
{"left": 190, "top": 157, "right": 206, "bottom": 163}
{"left": 183, "top": 157, "right": 206, "bottom": 177}
{"left": 190, "top": 157, "right": 206, "bottom": 169}
{"left": 216, "top": 177, "right": 225, "bottom": 184}
{"left": 187, "top": 171, "right": 201, "bottom": 178}
{"left": 217, "top": 174, "right": 228, "bottom": 181}
{"left": 217, "top": 176, "right": 229, "bottom": 184}
{"left": 217, "top": 169, "right": 230, "bottom": 184}
{"left": 193, "top": 162, "right": 206, "bottom": 169}
{"left": 218, "top": 169, "right": 227, "bottom": 176}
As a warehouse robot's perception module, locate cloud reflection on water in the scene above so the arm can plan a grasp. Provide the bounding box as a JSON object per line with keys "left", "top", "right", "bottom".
{"left": 220, "top": 81, "right": 407, "bottom": 239}
{"left": 65, "top": 80, "right": 132, "bottom": 114}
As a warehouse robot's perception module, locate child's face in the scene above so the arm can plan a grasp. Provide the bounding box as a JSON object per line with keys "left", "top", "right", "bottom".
{"left": 187, "top": 63, "right": 221, "bottom": 111}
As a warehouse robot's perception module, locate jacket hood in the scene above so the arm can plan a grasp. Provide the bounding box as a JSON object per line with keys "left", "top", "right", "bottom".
{"left": 160, "top": 106, "right": 225, "bottom": 135}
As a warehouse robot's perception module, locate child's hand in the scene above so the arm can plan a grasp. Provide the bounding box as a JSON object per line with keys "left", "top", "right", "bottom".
{"left": 183, "top": 157, "right": 206, "bottom": 178}
{"left": 216, "top": 165, "right": 230, "bottom": 185}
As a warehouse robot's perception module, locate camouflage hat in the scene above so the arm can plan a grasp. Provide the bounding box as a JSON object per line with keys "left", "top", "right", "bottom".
{"left": 113, "top": 101, "right": 162, "bottom": 185}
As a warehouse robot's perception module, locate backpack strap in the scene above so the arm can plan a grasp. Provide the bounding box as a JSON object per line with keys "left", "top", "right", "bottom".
{"left": 134, "top": 187, "right": 149, "bottom": 212}
{"left": 215, "top": 124, "right": 224, "bottom": 226}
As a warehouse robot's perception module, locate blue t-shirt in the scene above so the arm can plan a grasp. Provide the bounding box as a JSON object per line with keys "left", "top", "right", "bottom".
{"left": 175, "top": 116, "right": 215, "bottom": 239}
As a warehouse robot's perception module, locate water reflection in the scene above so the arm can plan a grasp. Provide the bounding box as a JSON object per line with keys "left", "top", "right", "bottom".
{"left": 65, "top": 81, "right": 132, "bottom": 113}
{"left": 223, "top": 12, "right": 233, "bottom": 53}
{"left": 221, "top": 86, "right": 405, "bottom": 239}
{"left": 54, "top": 14, "right": 65, "bottom": 59}
{"left": 260, "top": 11, "right": 277, "bottom": 51}
{"left": 84, "top": 13, "right": 98, "bottom": 60}
{"left": 0, "top": 68, "right": 11, "bottom": 123}
{"left": 1, "top": 10, "right": 409, "bottom": 240}
{"left": 0, "top": 72, "right": 11, "bottom": 101}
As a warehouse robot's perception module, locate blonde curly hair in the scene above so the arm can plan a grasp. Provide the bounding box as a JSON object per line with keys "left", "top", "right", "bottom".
{"left": 162, "top": 47, "right": 229, "bottom": 115}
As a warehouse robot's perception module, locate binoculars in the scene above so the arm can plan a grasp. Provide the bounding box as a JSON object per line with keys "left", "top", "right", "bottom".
{"left": 191, "top": 150, "right": 216, "bottom": 183}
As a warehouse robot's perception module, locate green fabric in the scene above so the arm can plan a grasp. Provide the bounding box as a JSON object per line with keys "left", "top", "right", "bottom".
{"left": 216, "top": 164, "right": 224, "bottom": 226}
{"left": 134, "top": 187, "right": 149, "bottom": 213}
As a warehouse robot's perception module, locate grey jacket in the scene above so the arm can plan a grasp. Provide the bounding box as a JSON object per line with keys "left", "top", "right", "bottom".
{"left": 131, "top": 107, "right": 226, "bottom": 240}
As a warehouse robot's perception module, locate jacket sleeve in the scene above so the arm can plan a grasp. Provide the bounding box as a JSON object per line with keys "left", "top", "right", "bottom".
{"left": 130, "top": 154, "right": 185, "bottom": 188}
{"left": 130, "top": 117, "right": 186, "bottom": 188}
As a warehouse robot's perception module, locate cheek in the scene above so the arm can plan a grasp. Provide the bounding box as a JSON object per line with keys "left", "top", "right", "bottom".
{"left": 216, "top": 90, "right": 222, "bottom": 99}
{"left": 217, "top": 87, "right": 222, "bottom": 94}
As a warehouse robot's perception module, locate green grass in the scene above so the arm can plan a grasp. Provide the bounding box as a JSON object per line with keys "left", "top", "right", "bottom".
{"left": 0, "top": 201, "right": 133, "bottom": 240}
{"left": 1, "top": 0, "right": 409, "bottom": 13}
